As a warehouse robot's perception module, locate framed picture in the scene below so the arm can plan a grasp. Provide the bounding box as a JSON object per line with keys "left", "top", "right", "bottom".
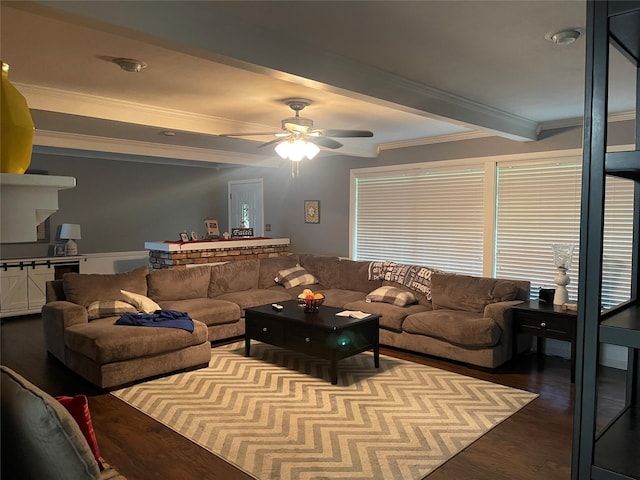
{"left": 304, "top": 200, "right": 320, "bottom": 224}
{"left": 191, "top": 231, "right": 198, "bottom": 241}
{"left": 204, "top": 219, "right": 220, "bottom": 239}
{"left": 54, "top": 244, "right": 66, "bottom": 256}
{"left": 179, "top": 232, "right": 190, "bottom": 242}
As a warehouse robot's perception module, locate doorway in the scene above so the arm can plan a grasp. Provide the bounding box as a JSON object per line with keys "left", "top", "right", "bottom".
{"left": 228, "top": 179, "right": 264, "bottom": 237}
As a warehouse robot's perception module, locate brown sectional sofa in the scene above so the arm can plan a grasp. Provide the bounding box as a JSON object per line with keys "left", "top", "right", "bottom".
{"left": 43, "top": 253, "right": 529, "bottom": 388}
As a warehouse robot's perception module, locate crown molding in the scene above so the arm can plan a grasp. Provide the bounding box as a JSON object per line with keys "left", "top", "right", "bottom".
{"left": 378, "top": 110, "right": 638, "bottom": 151}
{"left": 377, "top": 130, "right": 492, "bottom": 151}
{"left": 539, "top": 110, "right": 636, "bottom": 131}
{"left": 33, "top": 130, "right": 280, "bottom": 167}
{"left": 18, "top": 82, "right": 273, "bottom": 136}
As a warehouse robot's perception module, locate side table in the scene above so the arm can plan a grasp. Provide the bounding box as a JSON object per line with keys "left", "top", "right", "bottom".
{"left": 512, "top": 300, "right": 577, "bottom": 382}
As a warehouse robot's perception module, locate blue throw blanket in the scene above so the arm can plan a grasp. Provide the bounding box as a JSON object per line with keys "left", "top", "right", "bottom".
{"left": 115, "top": 310, "right": 194, "bottom": 333}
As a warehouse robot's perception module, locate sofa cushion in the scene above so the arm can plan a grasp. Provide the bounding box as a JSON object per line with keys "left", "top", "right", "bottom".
{"left": 64, "top": 317, "right": 209, "bottom": 364}
{"left": 209, "top": 259, "right": 260, "bottom": 297}
{"left": 336, "top": 259, "right": 383, "bottom": 293}
{"left": 366, "top": 286, "right": 417, "bottom": 306}
{"left": 430, "top": 273, "right": 517, "bottom": 313}
{"left": 343, "top": 300, "right": 429, "bottom": 332}
{"left": 87, "top": 300, "right": 137, "bottom": 320}
{"left": 215, "top": 289, "right": 292, "bottom": 315}
{"left": 120, "top": 289, "right": 161, "bottom": 313}
{"left": 0, "top": 366, "right": 102, "bottom": 480}
{"left": 147, "top": 265, "right": 210, "bottom": 301}
{"left": 63, "top": 266, "right": 148, "bottom": 308}
{"left": 402, "top": 310, "right": 501, "bottom": 347}
{"left": 158, "top": 298, "right": 241, "bottom": 327}
{"left": 276, "top": 265, "right": 318, "bottom": 288}
{"left": 258, "top": 255, "right": 300, "bottom": 288}
{"left": 316, "top": 288, "right": 367, "bottom": 308}
{"left": 298, "top": 254, "right": 340, "bottom": 289}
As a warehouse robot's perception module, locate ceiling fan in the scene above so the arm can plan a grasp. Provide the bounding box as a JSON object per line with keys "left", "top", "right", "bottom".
{"left": 220, "top": 98, "right": 374, "bottom": 152}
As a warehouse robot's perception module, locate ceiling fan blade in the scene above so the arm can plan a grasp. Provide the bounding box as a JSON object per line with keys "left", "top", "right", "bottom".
{"left": 309, "top": 136, "right": 343, "bottom": 149}
{"left": 220, "top": 132, "right": 281, "bottom": 137}
{"left": 257, "top": 137, "right": 287, "bottom": 148}
{"left": 319, "top": 129, "right": 374, "bottom": 138}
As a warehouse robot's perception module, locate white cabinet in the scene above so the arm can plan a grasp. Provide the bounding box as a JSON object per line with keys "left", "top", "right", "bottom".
{"left": 27, "top": 266, "right": 51, "bottom": 309}
{"left": 0, "top": 264, "right": 53, "bottom": 317}
{"left": 0, "top": 268, "right": 29, "bottom": 313}
{"left": 0, "top": 257, "right": 82, "bottom": 318}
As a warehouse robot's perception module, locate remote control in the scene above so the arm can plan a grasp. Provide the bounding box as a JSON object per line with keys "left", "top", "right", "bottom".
{"left": 271, "top": 303, "right": 284, "bottom": 311}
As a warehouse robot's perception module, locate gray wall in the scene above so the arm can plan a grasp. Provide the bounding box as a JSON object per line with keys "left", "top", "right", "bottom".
{"left": 1, "top": 121, "right": 635, "bottom": 260}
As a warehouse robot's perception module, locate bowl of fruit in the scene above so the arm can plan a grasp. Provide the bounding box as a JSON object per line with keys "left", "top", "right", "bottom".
{"left": 297, "top": 289, "right": 325, "bottom": 313}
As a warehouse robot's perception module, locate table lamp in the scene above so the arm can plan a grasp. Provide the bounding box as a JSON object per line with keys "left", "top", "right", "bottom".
{"left": 60, "top": 223, "right": 81, "bottom": 256}
{"left": 551, "top": 243, "right": 574, "bottom": 305}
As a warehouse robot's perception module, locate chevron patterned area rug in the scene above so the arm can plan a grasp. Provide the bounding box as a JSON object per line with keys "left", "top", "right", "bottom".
{"left": 112, "top": 342, "right": 537, "bottom": 480}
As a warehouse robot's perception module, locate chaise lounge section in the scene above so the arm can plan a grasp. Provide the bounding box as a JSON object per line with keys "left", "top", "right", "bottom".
{"left": 42, "top": 254, "right": 529, "bottom": 388}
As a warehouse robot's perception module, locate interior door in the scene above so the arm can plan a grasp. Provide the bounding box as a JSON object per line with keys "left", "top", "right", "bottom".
{"left": 228, "top": 179, "right": 264, "bottom": 237}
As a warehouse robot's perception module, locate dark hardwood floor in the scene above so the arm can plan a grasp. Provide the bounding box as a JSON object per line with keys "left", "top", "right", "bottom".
{"left": 1, "top": 314, "right": 626, "bottom": 480}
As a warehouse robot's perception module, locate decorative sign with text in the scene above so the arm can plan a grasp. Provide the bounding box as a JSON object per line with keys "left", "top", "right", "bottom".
{"left": 232, "top": 228, "right": 254, "bottom": 238}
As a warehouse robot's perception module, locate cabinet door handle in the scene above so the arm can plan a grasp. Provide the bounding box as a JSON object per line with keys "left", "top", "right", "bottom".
{"left": 262, "top": 327, "right": 268, "bottom": 332}
{"left": 540, "top": 322, "right": 546, "bottom": 328}
{"left": 305, "top": 337, "right": 311, "bottom": 343}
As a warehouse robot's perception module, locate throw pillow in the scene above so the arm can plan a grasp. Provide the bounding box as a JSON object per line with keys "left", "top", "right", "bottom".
{"left": 87, "top": 300, "right": 137, "bottom": 320}
{"left": 55, "top": 395, "right": 104, "bottom": 470}
{"left": 275, "top": 265, "right": 318, "bottom": 289}
{"left": 120, "top": 289, "right": 160, "bottom": 313}
{"left": 366, "top": 286, "right": 418, "bottom": 306}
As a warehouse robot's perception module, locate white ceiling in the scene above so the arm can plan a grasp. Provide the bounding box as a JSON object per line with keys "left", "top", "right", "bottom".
{"left": 1, "top": 0, "right": 637, "bottom": 168}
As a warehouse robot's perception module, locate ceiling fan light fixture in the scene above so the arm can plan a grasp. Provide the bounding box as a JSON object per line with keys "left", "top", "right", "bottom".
{"left": 275, "top": 140, "right": 291, "bottom": 159}
{"left": 275, "top": 138, "right": 319, "bottom": 161}
{"left": 304, "top": 141, "right": 320, "bottom": 160}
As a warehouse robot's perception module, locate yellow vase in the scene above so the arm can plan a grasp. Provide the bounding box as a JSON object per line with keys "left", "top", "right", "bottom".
{"left": 1, "top": 61, "right": 34, "bottom": 174}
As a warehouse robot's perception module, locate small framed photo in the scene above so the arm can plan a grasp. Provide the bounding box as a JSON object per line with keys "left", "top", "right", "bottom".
{"left": 54, "top": 244, "right": 66, "bottom": 256}
{"left": 304, "top": 200, "right": 320, "bottom": 224}
{"left": 179, "top": 232, "right": 190, "bottom": 242}
{"left": 191, "top": 231, "right": 198, "bottom": 241}
{"left": 205, "top": 219, "right": 220, "bottom": 239}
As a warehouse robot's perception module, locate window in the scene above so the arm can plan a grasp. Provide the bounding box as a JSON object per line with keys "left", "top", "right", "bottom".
{"left": 352, "top": 164, "right": 485, "bottom": 275}
{"left": 495, "top": 160, "right": 581, "bottom": 300}
{"left": 351, "top": 152, "right": 634, "bottom": 309}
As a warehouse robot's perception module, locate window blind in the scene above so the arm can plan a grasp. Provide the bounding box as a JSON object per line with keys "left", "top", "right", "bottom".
{"left": 353, "top": 168, "right": 485, "bottom": 275}
{"left": 495, "top": 160, "right": 634, "bottom": 309}
{"left": 495, "top": 161, "right": 582, "bottom": 300}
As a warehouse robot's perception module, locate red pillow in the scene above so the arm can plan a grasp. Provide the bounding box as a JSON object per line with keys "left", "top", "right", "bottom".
{"left": 55, "top": 395, "right": 104, "bottom": 470}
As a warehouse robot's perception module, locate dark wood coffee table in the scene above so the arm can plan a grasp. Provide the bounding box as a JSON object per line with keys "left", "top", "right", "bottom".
{"left": 244, "top": 300, "right": 380, "bottom": 384}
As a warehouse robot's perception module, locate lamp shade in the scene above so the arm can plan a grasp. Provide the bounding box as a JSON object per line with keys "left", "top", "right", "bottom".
{"left": 60, "top": 223, "right": 81, "bottom": 240}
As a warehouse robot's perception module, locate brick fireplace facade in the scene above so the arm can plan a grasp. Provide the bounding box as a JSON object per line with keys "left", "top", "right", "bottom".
{"left": 145, "top": 238, "right": 291, "bottom": 269}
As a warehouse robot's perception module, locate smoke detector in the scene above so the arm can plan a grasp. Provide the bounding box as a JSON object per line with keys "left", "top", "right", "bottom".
{"left": 545, "top": 29, "right": 583, "bottom": 46}
{"left": 112, "top": 58, "right": 147, "bottom": 73}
